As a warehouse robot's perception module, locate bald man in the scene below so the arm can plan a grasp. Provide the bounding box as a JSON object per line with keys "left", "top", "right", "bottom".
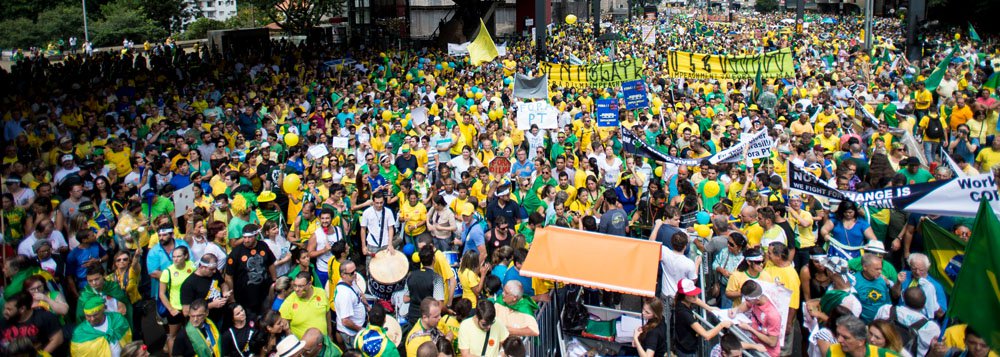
{"left": 740, "top": 206, "right": 764, "bottom": 247}
{"left": 300, "top": 328, "right": 341, "bottom": 357}
{"left": 416, "top": 341, "right": 438, "bottom": 357}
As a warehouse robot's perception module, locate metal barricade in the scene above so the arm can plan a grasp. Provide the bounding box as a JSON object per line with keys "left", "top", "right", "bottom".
{"left": 525, "top": 292, "right": 563, "bottom": 357}
{"left": 692, "top": 313, "right": 771, "bottom": 357}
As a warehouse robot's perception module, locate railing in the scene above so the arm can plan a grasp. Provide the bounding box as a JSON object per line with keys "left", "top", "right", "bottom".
{"left": 427, "top": 7, "right": 458, "bottom": 41}
{"left": 526, "top": 293, "right": 563, "bottom": 357}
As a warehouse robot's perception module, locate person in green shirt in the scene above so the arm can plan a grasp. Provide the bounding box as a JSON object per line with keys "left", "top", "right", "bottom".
{"left": 875, "top": 96, "right": 898, "bottom": 127}
{"left": 897, "top": 157, "right": 934, "bottom": 184}
{"left": 847, "top": 241, "right": 898, "bottom": 281}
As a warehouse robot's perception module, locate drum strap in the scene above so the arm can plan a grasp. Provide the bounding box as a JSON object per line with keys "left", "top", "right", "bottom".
{"left": 480, "top": 326, "right": 491, "bottom": 356}
{"left": 377, "top": 207, "right": 386, "bottom": 248}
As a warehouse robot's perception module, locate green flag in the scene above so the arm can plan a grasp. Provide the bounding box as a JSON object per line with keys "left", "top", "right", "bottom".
{"left": 921, "top": 219, "right": 965, "bottom": 294}
{"left": 925, "top": 45, "right": 958, "bottom": 91}
{"left": 949, "top": 200, "right": 1000, "bottom": 352}
{"left": 984, "top": 73, "right": 1000, "bottom": 91}
{"left": 969, "top": 23, "right": 982, "bottom": 43}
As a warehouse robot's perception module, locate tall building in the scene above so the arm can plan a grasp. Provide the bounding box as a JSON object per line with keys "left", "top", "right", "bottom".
{"left": 193, "top": 0, "right": 239, "bottom": 22}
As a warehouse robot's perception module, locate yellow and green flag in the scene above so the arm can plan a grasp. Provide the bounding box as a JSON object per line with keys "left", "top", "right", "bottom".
{"left": 969, "top": 23, "right": 982, "bottom": 43}
{"left": 925, "top": 45, "right": 958, "bottom": 91}
{"left": 468, "top": 18, "right": 499, "bottom": 66}
{"left": 70, "top": 311, "right": 132, "bottom": 357}
{"left": 920, "top": 219, "right": 965, "bottom": 294}
{"left": 949, "top": 200, "right": 1000, "bottom": 352}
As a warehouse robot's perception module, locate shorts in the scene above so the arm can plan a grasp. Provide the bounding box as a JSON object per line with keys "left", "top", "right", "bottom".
{"left": 165, "top": 310, "right": 186, "bottom": 325}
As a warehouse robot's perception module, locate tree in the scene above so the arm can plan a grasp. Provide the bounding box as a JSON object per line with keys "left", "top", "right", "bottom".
{"left": 138, "top": 0, "right": 201, "bottom": 34}
{"left": 224, "top": 5, "right": 272, "bottom": 29}
{"left": 754, "top": 0, "right": 779, "bottom": 14}
{"left": 90, "top": 0, "right": 167, "bottom": 46}
{"left": 244, "top": 0, "right": 345, "bottom": 34}
{"left": 36, "top": 5, "right": 86, "bottom": 43}
{"left": 0, "top": 18, "right": 42, "bottom": 49}
{"left": 181, "top": 18, "right": 227, "bottom": 40}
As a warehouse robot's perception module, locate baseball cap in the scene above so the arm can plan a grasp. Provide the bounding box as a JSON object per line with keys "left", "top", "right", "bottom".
{"left": 460, "top": 202, "right": 475, "bottom": 217}
{"left": 401, "top": 144, "right": 411, "bottom": 152}
{"left": 677, "top": 278, "right": 702, "bottom": 296}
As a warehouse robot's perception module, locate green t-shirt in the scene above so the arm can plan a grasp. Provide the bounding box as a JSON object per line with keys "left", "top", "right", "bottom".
{"left": 142, "top": 197, "right": 174, "bottom": 222}
{"left": 228, "top": 215, "right": 252, "bottom": 241}
{"left": 897, "top": 168, "right": 934, "bottom": 185}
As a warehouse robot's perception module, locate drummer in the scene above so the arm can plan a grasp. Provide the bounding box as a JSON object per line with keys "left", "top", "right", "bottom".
{"left": 404, "top": 245, "right": 447, "bottom": 328}
{"left": 416, "top": 235, "right": 458, "bottom": 306}
{"left": 361, "top": 193, "right": 398, "bottom": 260}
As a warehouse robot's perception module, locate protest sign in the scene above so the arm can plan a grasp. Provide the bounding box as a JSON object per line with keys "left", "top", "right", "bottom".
{"left": 448, "top": 42, "right": 470, "bottom": 56}
{"left": 788, "top": 162, "right": 1000, "bottom": 217}
{"left": 410, "top": 106, "right": 429, "bottom": 126}
{"left": 489, "top": 157, "right": 512, "bottom": 177}
{"left": 516, "top": 101, "right": 559, "bottom": 129}
{"left": 307, "top": 144, "right": 330, "bottom": 159}
{"left": 622, "top": 79, "right": 650, "bottom": 110}
{"left": 331, "top": 137, "right": 349, "bottom": 149}
{"left": 595, "top": 99, "right": 620, "bottom": 127}
{"left": 661, "top": 48, "right": 794, "bottom": 80}
{"left": 641, "top": 25, "right": 656, "bottom": 45}
{"left": 539, "top": 58, "right": 644, "bottom": 88}
{"left": 620, "top": 128, "right": 702, "bottom": 166}
{"left": 709, "top": 129, "right": 772, "bottom": 164}
{"left": 173, "top": 184, "right": 196, "bottom": 218}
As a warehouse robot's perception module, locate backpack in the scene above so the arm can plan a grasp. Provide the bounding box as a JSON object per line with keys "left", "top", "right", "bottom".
{"left": 889, "top": 305, "right": 929, "bottom": 357}
{"left": 561, "top": 298, "right": 590, "bottom": 334}
{"left": 925, "top": 114, "right": 944, "bottom": 139}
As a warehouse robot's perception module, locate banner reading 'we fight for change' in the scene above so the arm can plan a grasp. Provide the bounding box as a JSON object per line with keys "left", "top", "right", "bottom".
{"left": 540, "top": 58, "right": 644, "bottom": 88}
{"left": 661, "top": 48, "right": 795, "bottom": 80}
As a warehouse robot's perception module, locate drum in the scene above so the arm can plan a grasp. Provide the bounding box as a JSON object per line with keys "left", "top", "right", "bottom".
{"left": 368, "top": 250, "right": 409, "bottom": 300}
{"left": 443, "top": 251, "right": 460, "bottom": 267}
{"left": 451, "top": 266, "right": 463, "bottom": 298}
{"left": 384, "top": 315, "right": 403, "bottom": 346}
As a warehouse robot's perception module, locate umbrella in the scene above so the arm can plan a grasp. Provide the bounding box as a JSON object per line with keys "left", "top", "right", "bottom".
{"left": 822, "top": 18, "right": 837, "bottom": 24}
{"left": 780, "top": 18, "right": 795, "bottom": 24}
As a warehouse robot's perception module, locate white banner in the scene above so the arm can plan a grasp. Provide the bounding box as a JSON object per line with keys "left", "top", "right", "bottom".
{"left": 173, "top": 184, "right": 196, "bottom": 218}
{"left": 709, "top": 129, "right": 773, "bottom": 164}
{"left": 498, "top": 43, "right": 507, "bottom": 56}
{"left": 448, "top": 42, "right": 470, "bottom": 56}
{"left": 516, "top": 101, "right": 559, "bottom": 130}
{"left": 641, "top": 26, "right": 656, "bottom": 45}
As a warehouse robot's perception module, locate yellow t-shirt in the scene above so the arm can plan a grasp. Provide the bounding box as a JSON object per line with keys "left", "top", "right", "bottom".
{"left": 976, "top": 148, "right": 1000, "bottom": 172}
{"left": 280, "top": 290, "right": 329, "bottom": 338}
{"left": 742, "top": 222, "right": 765, "bottom": 247}
{"left": 459, "top": 268, "right": 480, "bottom": 307}
{"left": 918, "top": 115, "right": 948, "bottom": 143}
{"left": 159, "top": 261, "right": 195, "bottom": 310}
{"left": 432, "top": 251, "right": 456, "bottom": 302}
{"left": 764, "top": 264, "right": 801, "bottom": 309}
{"left": 400, "top": 201, "right": 428, "bottom": 236}
{"left": 725, "top": 270, "right": 773, "bottom": 306}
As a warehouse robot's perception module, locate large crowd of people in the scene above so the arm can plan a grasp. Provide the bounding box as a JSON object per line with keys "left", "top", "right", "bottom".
{"left": 0, "top": 5, "right": 998, "bottom": 357}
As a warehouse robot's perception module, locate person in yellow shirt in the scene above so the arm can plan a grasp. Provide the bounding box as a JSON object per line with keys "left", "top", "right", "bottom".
{"left": 104, "top": 138, "right": 133, "bottom": 179}
{"left": 280, "top": 272, "right": 330, "bottom": 338}
{"left": 739, "top": 206, "right": 765, "bottom": 247}
{"left": 950, "top": 97, "right": 974, "bottom": 130}
{"left": 913, "top": 81, "right": 933, "bottom": 118}
{"left": 400, "top": 190, "right": 428, "bottom": 238}
{"left": 976, "top": 137, "right": 1000, "bottom": 173}
{"left": 813, "top": 106, "right": 840, "bottom": 134}
{"left": 725, "top": 248, "right": 772, "bottom": 307}
{"left": 816, "top": 123, "right": 841, "bottom": 154}
{"left": 457, "top": 250, "right": 489, "bottom": 307}
{"left": 469, "top": 168, "right": 492, "bottom": 204}
{"left": 918, "top": 111, "right": 949, "bottom": 162}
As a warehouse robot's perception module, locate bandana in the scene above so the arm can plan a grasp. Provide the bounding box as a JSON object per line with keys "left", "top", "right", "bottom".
{"left": 158, "top": 228, "right": 174, "bottom": 235}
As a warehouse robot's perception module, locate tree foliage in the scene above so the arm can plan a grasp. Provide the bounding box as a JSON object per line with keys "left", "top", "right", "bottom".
{"left": 244, "top": 0, "right": 345, "bottom": 34}
{"left": 754, "top": 0, "right": 780, "bottom": 14}
{"left": 224, "top": 5, "right": 273, "bottom": 29}
{"left": 0, "top": 18, "right": 41, "bottom": 49}
{"left": 90, "top": 0, "right": 167, "bottom": 46}
{"left": 181, "top": 18, "right": 227, "bottom": 40}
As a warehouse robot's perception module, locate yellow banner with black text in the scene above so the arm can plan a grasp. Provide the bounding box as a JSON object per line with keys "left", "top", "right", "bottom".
{"left": 661, "top": 48, "right": 794, "bottom": 80}
{"left": 539, "top": 58, "right": 645, "bottom": 88}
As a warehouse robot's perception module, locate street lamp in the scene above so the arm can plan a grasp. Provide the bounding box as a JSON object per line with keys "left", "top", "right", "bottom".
{"left": 82, "top": 0, "right": 90, "bottom": 44}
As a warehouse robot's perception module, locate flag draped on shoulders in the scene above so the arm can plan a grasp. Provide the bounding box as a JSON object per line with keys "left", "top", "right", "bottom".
{"left": 949, "top": 200, "right": 1000, "bottom": 352}
{"left": 70, "top": 312, "right": 132, "bottom": 357}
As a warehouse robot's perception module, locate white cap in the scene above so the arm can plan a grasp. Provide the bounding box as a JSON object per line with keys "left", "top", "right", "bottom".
{"left": 276, "top": 335, "right": 305, "bottom": 357}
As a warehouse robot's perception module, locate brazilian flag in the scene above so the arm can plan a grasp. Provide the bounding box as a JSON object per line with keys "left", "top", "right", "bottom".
{"left": 949, "top": 200, "right": 1000, "bottom": 352}
{"left": 71, "top": 297, "right": 132, "bottom": 357}
{"left": 920, "top": 219, "right": 965, "bottom": 294}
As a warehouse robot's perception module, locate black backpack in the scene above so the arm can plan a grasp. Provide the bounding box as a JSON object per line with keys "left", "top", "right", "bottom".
{"left": 561, "top": 299, "right": 590, "bottom": 334}
{"left": 925, "top": 114, "right": 945, "bottom": 139}
{"left": 889, "top": 305, "right": 929, "bottom": 357}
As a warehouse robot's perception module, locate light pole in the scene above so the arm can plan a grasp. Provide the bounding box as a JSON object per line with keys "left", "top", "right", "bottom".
{"left": 82, "top": 0, "right": 90, "bottom": 44}
{"left": 863, "top": 0, "right": 873, "bottom": 52}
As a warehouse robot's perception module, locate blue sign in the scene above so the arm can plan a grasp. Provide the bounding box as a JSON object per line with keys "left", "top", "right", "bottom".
{"left": 596, "top": 99, "right": 620, "bottom": 127}
{"left": 622, "top": 79, "right": 650, "bottom": 110}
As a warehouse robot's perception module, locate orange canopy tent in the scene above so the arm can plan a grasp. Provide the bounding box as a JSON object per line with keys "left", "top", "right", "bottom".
{"left": 520, "top": 226, "right": 662, "bottom": 297}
